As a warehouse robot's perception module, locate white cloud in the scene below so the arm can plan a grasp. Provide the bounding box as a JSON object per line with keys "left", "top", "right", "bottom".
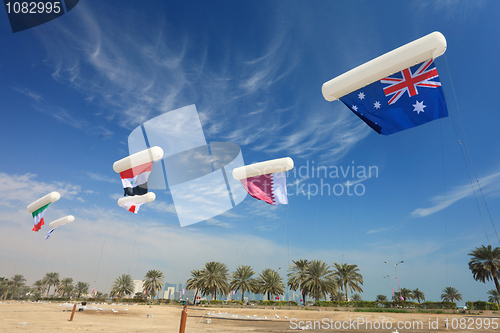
{"left": 411, "top": 171, "right": 500, "bottom": 217}
{"left": 0, "top": 173, "right": 81, "bottom": 207}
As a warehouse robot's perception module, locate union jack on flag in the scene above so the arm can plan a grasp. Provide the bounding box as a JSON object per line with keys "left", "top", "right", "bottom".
{"left": 339, "top": 59, "right": 449, "bottom": 135}
{"left": 381, "top": 59, "right": 442, "bottom": 105}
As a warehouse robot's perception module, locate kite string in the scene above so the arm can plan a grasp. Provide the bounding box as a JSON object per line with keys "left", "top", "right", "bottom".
{"left": 443, "top": 55, "right": 494, "bottom": 244}
{"left": 439, "top": 120, "right": 449, "bottom": 286}
{"left": 336, "top": 102, "right": 347, "bottom": 263}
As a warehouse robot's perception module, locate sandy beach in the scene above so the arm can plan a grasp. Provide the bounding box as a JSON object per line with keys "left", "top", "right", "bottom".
{"left": 1, "top": 301, "right": 499, "bottom": 332}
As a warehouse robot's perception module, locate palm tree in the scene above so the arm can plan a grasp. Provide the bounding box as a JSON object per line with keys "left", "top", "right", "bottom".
{"left": 375, "top": 294, "right": 387, "bottom": 302}
{"left": 399, "top": 288, "right": 413, "bottom": 301}
{"left": 0, "top": 278, "right": 7, "bottom": 299}
{"left": 31, "top": 280, "right": 46, "bottom": 298}
{"left": 42, "top": 272, "right": 60, "bottom": 297}
{"left": 441, "top": 287, "right": 462, "bottom": 303}
{"left": 143, "top": 270, "right": 165, "bottom": 300}
{"left": 302, "top": 260, "right": 335, "bottom": 302}
{"left": 1, "top": 279, "right": 14, "bottom": 300}
{"left": 468, "top": 245, "right": 500, "bottom": 294}
{"left": 229, "top": 265, "right": 258, "bottom": 302}
{"left": 487, "top": 289, "right": 500, "bottom": 306}
{"left": 256, "top": 269, "right": 285, "bottom": 301}
{"left": 10, "top": 275, "right": 26, "bottom": 299}
{"left": 110, "top": 274, "right": 134, "bottom": 297}
{"left": 332, "top": 263, "right": 363, "bottom": 301}
{"left": 58, "top": 278, "right": 74, "bottom": 297}
{"left": 199, "top": 262, "right": 229, "bottom": 301}
{"left": 186, "top": 269, "right": 203, "bottom": 304}
{"left": 413, "top": 288, "right": 425, "bottom": 303}
{"left": 287, "top": 259, "right": 310, "bottom": 306}
{"left": 330, "top": 290, "right": 345, "bottom": 302}
{"left": 75, "top": 282, "right": 89, "bottom": 298}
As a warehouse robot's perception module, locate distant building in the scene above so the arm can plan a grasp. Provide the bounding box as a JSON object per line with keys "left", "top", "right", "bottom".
{"left": 163, "top": 287, "right": 175, "bottom": 299}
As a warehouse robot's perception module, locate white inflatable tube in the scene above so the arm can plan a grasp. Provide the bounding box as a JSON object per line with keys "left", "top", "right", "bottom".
{"left": 49, "top": 215, "right": 74, "bottom": 229}
{"left": 113, "top": 146, "right": 164, "bottom": 173}
{"left": 117, "top": 192, "right": 156, "bottom": 206}
{"left": 322, "top": 31, "right": 447, "bottom": 101}
{"left": 27, "top": 191, "right": 61, "bottom": 213}
{"left": 232, "top": 157, "right": 294, "bottom": 180}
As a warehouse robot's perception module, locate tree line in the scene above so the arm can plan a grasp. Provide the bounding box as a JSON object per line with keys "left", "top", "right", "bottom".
{"left": 2, "top": 244, "right": 500, "bottom": 305}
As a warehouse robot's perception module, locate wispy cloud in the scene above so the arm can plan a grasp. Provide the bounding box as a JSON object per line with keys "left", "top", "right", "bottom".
{"left": 86, "top": 172, "right": 119, "bottom": 184}
{"left": 253, "top": 106, "right": 371, "bottom": 163}
{"left": 36, "top": 2, "right": 368, "bottom": 165}
{"left": 11, "top": 86, "right": 43, "bottom": 102}
{"left": 0, "top": 173, "right": 81, "bottom": 208}
{"left": 411, "top": 170, "right": 500, "bottom": 217}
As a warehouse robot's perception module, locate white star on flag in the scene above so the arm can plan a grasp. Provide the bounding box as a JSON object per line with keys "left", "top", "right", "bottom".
{"left": 374, "top": 101, "right": 381, "bottom": 109}
{"left": 413, "top": 101, "right": 426, "bottom": 114}
{"left": 352, "top": 105, "right": 358, "bottom": 111}
{"left": 357, "top": 92, "right": 365, "bottom": 100}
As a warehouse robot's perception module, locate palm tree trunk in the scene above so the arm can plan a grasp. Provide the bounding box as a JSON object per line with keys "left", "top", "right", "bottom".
{"left": 241, "top": 289, "right": 245, "bottom": 302}
{"left": 302, "top": 290, "right": 306, "bottom": 306}
{"left": 344, "top": 282, "right": 348, "bottom": 301}
{"left": 194, "top": 289, "right": 199, "bottom": 304}
{"left": 493, "top": 274, "right": 500, "bottom": 295}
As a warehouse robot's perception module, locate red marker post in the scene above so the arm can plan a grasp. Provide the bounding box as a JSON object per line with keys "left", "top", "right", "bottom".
{"left": 69, "top": 303, "right": 77, "bottom": 321}
{"left": 179, "top": 304, "right": 187, "bottom": 333}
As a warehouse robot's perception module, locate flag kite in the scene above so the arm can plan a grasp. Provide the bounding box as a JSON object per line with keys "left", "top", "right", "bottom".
{"left": 45, "top": 215, "right": 75, "bottom": 240}
{"left": 339, "top": 59, "right": 448, "bottom": 135}
{"left": 113, "top": 146, "right": 163, "bottom": 213}
{"left": 120, "top": 162, "right": 153, "bottom": 196}
{"left": 322, "top": 31, "right": 448, "bottom": 135}
{"left": 45, "top": 227, "right": 57, "bottom": 240}
{"left": 117, "top": 192, "right": 156, "bottom": 214}
{"left": 27, "top": 192, "right": 61, "bottom": 232}
{"left": 233, "top": 157, "right": 294, "bottom": 205}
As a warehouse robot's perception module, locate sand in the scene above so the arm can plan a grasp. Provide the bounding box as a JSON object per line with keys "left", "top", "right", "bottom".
{"left": 1, "top": 301, "right": 499, "bottom": 332}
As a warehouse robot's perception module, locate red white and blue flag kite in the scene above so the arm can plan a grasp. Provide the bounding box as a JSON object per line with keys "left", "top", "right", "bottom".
{"left": 113, "top": 147, "right": 163, "bottom": 214}
{"left": 322, "top": 32, "right": 449, "bottom": 135}
{"left": 339, "top": 59, "right": 448, "bottom": 135}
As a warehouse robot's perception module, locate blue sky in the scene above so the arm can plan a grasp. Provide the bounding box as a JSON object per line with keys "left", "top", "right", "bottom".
{"left": 1, "top": 0, "right": 500, "bottom": 305}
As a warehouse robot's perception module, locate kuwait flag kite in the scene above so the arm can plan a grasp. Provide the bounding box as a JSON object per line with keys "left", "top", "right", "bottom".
{"left": 232, "top": 157, "right": 294, "bottom": 206}
{"left": 26, "top": 191, "right": 60, "bottom": 232}
{"left": 32, "top": 203, "right": 50, "bottom": 231}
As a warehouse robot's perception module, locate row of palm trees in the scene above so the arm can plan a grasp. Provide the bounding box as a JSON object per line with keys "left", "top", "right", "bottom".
{"left": 183, "top": 260, "right": 363, "bottom": 305}
{"left": 110, "top": 270, "right": 165, "bottom": 300}
{"left": 375, "top": 288, "right": 425, "bottom": 303}
{"left": 1, "top": 243, "right": 497, "bottom": 302}
{"left": 0, "top": 272, "right": 90, "bottom": 299}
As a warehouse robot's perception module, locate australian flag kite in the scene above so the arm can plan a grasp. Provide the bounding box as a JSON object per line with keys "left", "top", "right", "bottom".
{"left": 339, "top": 59, "right": 448, "bottom": 135}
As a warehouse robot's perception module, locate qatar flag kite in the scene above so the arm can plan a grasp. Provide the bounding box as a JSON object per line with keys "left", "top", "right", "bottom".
{"left": 113, "top": 147, "right": 163, "bottom": 213}
{"left": 233, "top": 157, "right": 294, "bottom": 205}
